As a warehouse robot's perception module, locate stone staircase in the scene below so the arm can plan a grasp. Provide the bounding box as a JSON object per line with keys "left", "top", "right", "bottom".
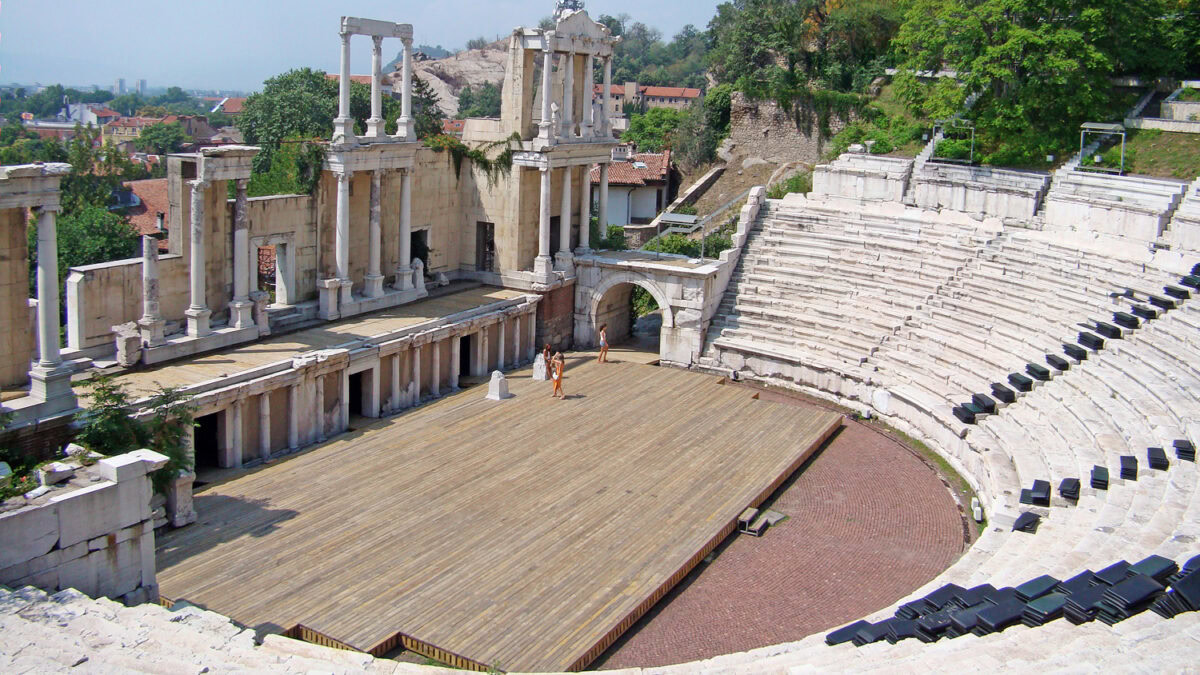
{"left": 0, "top": 585, "right": 435, "bottom": 674}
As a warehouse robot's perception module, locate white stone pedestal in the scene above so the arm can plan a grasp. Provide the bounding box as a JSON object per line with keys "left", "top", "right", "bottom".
{"left": 230, "top": 299, "right": 255, "bottom": 330}
{"left": 165, "top": 471, "right": 197, "bottom": 527}
{"left": 364, "top": 273, "right": 386, "bottom": 298}
{"left": 486, "top": 371, "right": 513, "bottom": 400}
{"left": 555, "top": 251, "right": 575, "bottom": 276}
{"left": 184, "top": 307, "right": 212, "bottom": 337}
{"left": 317, "top": 278, "right": 343, "bottom": 320}
{"left": 532, "top": 354, "right": 549, "bottom": 381}
{"left": 28, "top": 363, "right": 76, "bottom": 415}
{"left": 533, "top": 255, "right": 555, "bottom": 284}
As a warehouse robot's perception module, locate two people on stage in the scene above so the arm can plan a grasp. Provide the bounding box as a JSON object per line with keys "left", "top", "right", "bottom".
{"left": 546, "top": 323, "right": 609, "bottom": 400}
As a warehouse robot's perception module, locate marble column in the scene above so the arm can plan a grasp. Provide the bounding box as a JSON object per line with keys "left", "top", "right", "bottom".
{"left": 430, "top": 340, "right": 441, "bottom": 398}
{"left": 391, "top": 352, "right": 402, "bottom": 411}
{"left": 334, "top": 30, "right": 355, "bottom": 143}
{"left": 315, "top": 374, "right": 326, "bottom": 443}
{"left": 598, "top": 164, "right": 610, "bottom": 231}
{"left": 478, "top": 329, "right": 490, "bottom": 377}
{"left": 185, "top": 179, "right": 211, "bottom": 337}
{"left": 410, "top": 344, "right": 422, "bottom": 404}
{"left": 231, "top": 179, "right": 254, "bottom": 329}
{"left": 535, "top": 167, "right": 553, "bottom": 280}
{"left": 334, "top": 170, "right": 353, "bottom": 305}
{"left": 366, "top": 35, "right": 386, "bottom": 137}
{"left": 397, "top": 38, "right": 415, "bottom": 141}
{"left": 513, "top": 315, "right": 522, "bottom": 366}
{"left": 602, "top": 57, "right": 612, "bottom": 136}
{"left": 577, "top": 164, "right": 591, "bottom": 253}
{"left": 138, "top": 234, "right": 165, "bottom": 346}
{"left": 287, "top": 384, "right": 300, "bottom": 451}
{"left": 340, "top": 370, "right": 350, "bottom": 432}
{"left": 28, "top": 206, "right": 73, "bottom": 407}
{"left": 558, "top": 166, "right": 573, "bottom": 256}
{"left": 496, "top": 319, "right": 506, "bottom": 369}
{"left": 449, "top": 335, "right": 461, "bottom": 390}
{"left": 561, "top": 52, "right": 575, "bottom": 139}
{"left": 365, "top": 170, "right": 385, "bottom": 297}
{"left": 395, "top": 169, "right": 413, "bottom": 290}
{"left": 230, "top": 400, "right": 244, "bottom": 469}
{"left": 583, "top": 54, "right": 595, "bottom": 136}
{"left": 526, "top": 310, "right": 537, "bottom": 363}
{"left": 259, "top": 393, "right": 271, "bottom": 461}
{"left": 539, "top": 49, "right": 554, "bottom": 140}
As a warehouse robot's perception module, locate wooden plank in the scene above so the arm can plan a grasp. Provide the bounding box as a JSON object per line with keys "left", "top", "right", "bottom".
{"left": 157, "top": 359, "right": 841, "bottom": 673}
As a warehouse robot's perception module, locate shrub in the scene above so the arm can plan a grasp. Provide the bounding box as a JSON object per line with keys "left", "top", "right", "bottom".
{"left": 767, "top": 172, "right": 812, "bottom": 199}
{"left": 934, "top": 138, "right": 972, "bottom": 161}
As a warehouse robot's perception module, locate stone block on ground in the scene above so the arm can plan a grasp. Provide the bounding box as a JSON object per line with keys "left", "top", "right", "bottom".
{"left": 37, "top": 462, "right": 75, "bottom": 486}
{"left": 486, "top": 371, "right": 512, "bottom": 401}
{"left": 533, "top": 353, "right": 549, "bottom": 381}
{"left": 111, "top": 322, "right": 142, "bottom": 367}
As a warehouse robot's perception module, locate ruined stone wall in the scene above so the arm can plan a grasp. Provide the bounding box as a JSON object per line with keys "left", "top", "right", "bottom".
{"left": 727, "top": 91, "right": 853, "bottom": 164}
{"left": 0, "top": 208, "right": 33, "bottom": 387}
{"left": 66, "top": 256, "right": 189, "bottom": 352}
{"left": 536, "top": 282, "right": 576, "bottom": 352}
{"left": 0, "top": 450, "right": 167, "bottom": 605}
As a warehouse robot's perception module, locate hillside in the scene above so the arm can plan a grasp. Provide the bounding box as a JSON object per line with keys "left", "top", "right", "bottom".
{"left": 385, "top": 40, "right": 508, "bottom": 118}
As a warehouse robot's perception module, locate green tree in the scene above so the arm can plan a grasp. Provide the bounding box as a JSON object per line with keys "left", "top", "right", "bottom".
{"left": 74, "top": 377, "right": 143, "bottom": 458}
{"left": 135, "top": 122, "right": 189, "bottom": 154}
{"left": 60, "top": 125, "right": 148, "bottom": 212}
{"left": 412, "top": 74, "right": 446, "bottom": 139}
{"left": 141, "top": 386, "right": 197, "bottom": 494}
{"left": 29, "top": 205, "right": 140, "bottom": 291}
{"left": 670, "top": 101, "right": 718, "bottom": 171}
{"left": 624, "top": 107, "right": 686, "bottom": 153}
{"left": 457, "top": 82, "right": 502, "bottom": 118}
{"left": 465, "top": 36, "right": 490, "bottom": 51}
{"left": 703, "top": 83, "right": 734, "bottom": 139}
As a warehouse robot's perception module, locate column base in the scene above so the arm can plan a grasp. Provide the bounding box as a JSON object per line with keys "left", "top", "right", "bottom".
{"left": 185, "top": 307, "right": 212, "bottom": 338}
{"left": 394, "top": 265, "right": 414, "bottom": 291}
{"left": 137, "top": 317, "right": 166, "bottom": 347}
{"left": 533, "top": 255, "right": 555, "bottom": 284}
{"left": 574, "top": 246, "right": 593, "bottom": 257}
{"left": 392, "top": 118, "right": 415, "bottom": 142}
{"left": 165, "top": 472, "right": 197, "bottom": 528}
{"left": 364, "top": 274, "right": 386, "bottom": 298}
{"left": 338, "top": 279, "right": 353, "bottom": 304}
{"left": 229, "top": 299, "right": 255, "bottom": 330}
{"left": 28, "top": 362, "right": 76, "bottom": 413}
{"left": 365, "top": 118, "right": 387, "bottom": 138}
{"left": 555, "top": 250, "right": 575, "bottom": 276}
{"left": 333, "top": 117, "right": 357, "bottom": 145}
{"left": 317, "top": 278, "right": 343, "bottom": 321}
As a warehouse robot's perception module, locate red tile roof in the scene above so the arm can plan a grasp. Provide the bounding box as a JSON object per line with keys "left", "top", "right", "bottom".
{"left": 442, "top": 119, "right": 465, "bottom": 134}
{"left": 219, "top": 97, "right": 246, "bottom": 114}
{"left": 123, "top": 178, "right": 170, "bottom": 249}
{"left": 107, "top": 116, "right": 161, "bottom": 129}
{"left": 591, "top": 84, "right": 701, "bottom": 99}
{"left": 326, "top": 74, "right": 378, "bottom": 87}
{"left": 89, "top": 106, "right": 121, "bottom": 118}
{"left": 589, "top": 150, "right": 672, "bottom": 187}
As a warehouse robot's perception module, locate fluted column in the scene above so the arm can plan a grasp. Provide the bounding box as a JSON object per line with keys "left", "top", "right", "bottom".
{"left": 334, "top": 30, "right": 355, "bottom": 143}
{"left": 526, "top": 310, "right": 536, "bottom": 363}
{"left": 397, "top": 38, "right": 415, "bottom": 141}
{"left": 598, "top": 163, "right": 610, "bottom": 231}
{"left": 497, "top": 319, "right": 507, "bottom": 371}
{"left": 334, "top": 170, "right": 352, "bottom": 304}
{"left": 315, "top": 374, "right": 326, "bottom": 442}
{"left": 30, "top": 207, "right": 65, "bottom": 388}
{"left": 449, "top": 335, "right": 461, "bottom": 390}
{"left": 391, "top": 352, "right": 402, "bottom": 410}
{"left": 430, "top": 340, "right": 441, "bottom": 398}
{"left": 539, "top": 49, "right": 554, "bottom": 141}
{"left": 535, "top": 167, "right": 553, "bottom": 280}
{"left": 366, "top": 35, "right": 386, "bottom": 137}
{"left": 578, "top": 164, "right": 591, "bottom": 253}
{"left": 602, "top": 56, "right": 612, "bottom": 136}
{"left": 259, "top": 393, "right": 271, "bottom": 462}
{"left": 138, "top": 233, "right": 165, "bottom": 346}
{"left": 559, "top": 166, "right": 573, "bottom": 255}
{"left": 561, "top": 52, "right": 575, "bottom": 139}
{"left": 365, "top": 170, "right": 385, "bottom": 297}
{"left": 231, "top": 179, "right": 253, "bottom": 329}
{"left": 411, "top": 344, "right": 422, "bottom": 404}
{"left": 395, "top": 169, "right": 413, "bottom": 290}
{"left": 186, "top": 179, "right": 211, "bottom": 337}
{"left": 230, "top": 400, "right": 244, "bottom": 469}
{"left": 287, "top": 384, "right": 300, "bottom": 451}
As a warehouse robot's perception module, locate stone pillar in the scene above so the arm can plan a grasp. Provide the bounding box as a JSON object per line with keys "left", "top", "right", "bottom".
{"left": 288, "top": 384, "right": 300, "bottom": 451}
{"left": 366, "top": 35, "right": 386, "bottom": 137}
{"left": 526, "top": 310, "right": 537, "bottom": 362}
{"left": 315, "top": 374, "right": 326, "bottom": 443}
{"left": 497, "top": 319, "right": 507, "bottom": 371}
{"left": 598, "top": 163, "right": 610, "bottom": 231}
{"left": 259, "top": 392, "right": 271, "bottom": 462}
{"left": 138, "top": 234, "right": 165, "bottom": 347}
{"left": 186, "top": 179, "right": 212, "bottom": 337}
{"left": 334, "top": 29, "right": 355, "bottom": 143}
{"left": 230, "top": 400, "right": 244, "bottom": 469}
{"left": 391, "top": 352, "right": 402, "bottom": 410}
{"left": 578, "top": 164, "right": 591, "bottom": 253}
{"left": 535, "top": 167, "right": 553, "bottom": 280}
{"left": 395, "top": 169, "right": 413, "bottom": 290}
{"left": 231, "top": 179, "right": 254, "bottom": 329}
{"left": 478, "top": 329, "right": 490, "bottom": 377}
{"left": 411, "top": 344, "right": 422, "bottom": 404}
{"left": 430, "top": 340, "right": 441, "bottom": 398}
{"left": 398, "top": 38, "right": 415, "bottom": 141}
{"left": 365, "top": 170, "right": 385, "bottom": 297}
{"left": 334, "top": 170, "right": 352, "bottom": 304}
{"left": 561, "top": 52, "right": 575, "bottom": 139}
{"left": 340, "top": 370, "right": 351, "bottom": 431}
{"left": 28, "top": 206, "right": 74, "bottom": 408}
{"left": 513, "top": 315, "right": 523, "bottom": 366}
{"left": 602, "top": 57, "right": 612, "bottom": 136}
{"left": 539, "top": 49, "right": 554, "bottom": 141}
{"left": 449, "top": 335, "right": 461, "bottom": 390}
{"left": 559, "top": 166, "right": 573, "bottom": 255}
{"left": 583, "top": 54, "right": 595, "bottom": 136}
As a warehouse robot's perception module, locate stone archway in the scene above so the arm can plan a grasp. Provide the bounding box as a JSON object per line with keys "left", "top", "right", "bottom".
{"left": 576, "top": 271, "right": 674, "bottom": 356}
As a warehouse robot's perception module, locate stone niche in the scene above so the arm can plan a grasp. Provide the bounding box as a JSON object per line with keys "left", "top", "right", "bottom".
{"left": 0, "top": 449, "right": 168, "bottom": 606}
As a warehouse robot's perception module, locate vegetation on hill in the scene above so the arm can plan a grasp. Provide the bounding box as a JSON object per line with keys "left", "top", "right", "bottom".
{"left": 456, "top": 82, "right": 502, "bottom": 118}
{"left": 1086, "top": 129, "right": 1200, "bottom": 180}
{"left": 596, "top": 14, "right": 710, "bottom": 90}
{"left": 134, "top": 122, "right": 189, "bottom": 155}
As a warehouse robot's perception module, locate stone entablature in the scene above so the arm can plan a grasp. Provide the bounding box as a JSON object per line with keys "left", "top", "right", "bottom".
{"left": 813, "top": 153, "right": 913, "bottom": 203}
{"left": 0, "top": 449, "right": 168, "bottom": 605}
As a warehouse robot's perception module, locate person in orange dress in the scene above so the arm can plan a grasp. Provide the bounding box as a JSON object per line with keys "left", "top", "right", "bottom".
{"left": 597, "top": 323, "right": 610, "bottom": 363}
{"left": 551, "top": 352, "right": 565, "bottom": 399}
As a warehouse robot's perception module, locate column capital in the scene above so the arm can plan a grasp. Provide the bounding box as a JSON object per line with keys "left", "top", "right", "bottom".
{"left": 339, "top": 30, "right": 352, "bottom": 42}
{"left": 33, "top": 204, "right": 62, "bottom": 215}
{"left": 189, "top": 178, "right": 210, "bottom": 191}
{"left": 334, "top": 168, "right": 352, "bottom": 182}
{"left": 235, "top": 177, "right": 249, "bottom": 189}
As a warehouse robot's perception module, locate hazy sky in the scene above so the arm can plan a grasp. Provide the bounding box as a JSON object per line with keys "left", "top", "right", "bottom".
{"left": 2, "top": 1, "right": 722, "bottom": 93}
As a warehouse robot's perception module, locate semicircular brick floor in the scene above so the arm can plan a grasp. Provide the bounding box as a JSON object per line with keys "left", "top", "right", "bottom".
{"left": 592, "top": 393, "right": 966, "bottom": 670}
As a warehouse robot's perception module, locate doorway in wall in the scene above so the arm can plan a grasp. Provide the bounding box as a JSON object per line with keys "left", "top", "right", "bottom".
{"left": 257, "top": 245, "right": 276, "bottom": 302}
{"left": 476, "top": 222, "right": 495, "bottom": 272}
{"left": 459, "top": 334, "right": 473, "bottom": 381}
{"left": 348, "top": 371, "right": 365, "bottom": 418}
{"left": 193, "top": 412, "right": 221, "bottom": 478}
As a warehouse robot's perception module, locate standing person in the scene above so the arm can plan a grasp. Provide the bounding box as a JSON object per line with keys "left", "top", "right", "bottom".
{"left": 542, "top": 343, "right": 552, "bottom": 369}
{"left": 551, "top": 352, "right": 565, "bottom": 399}
{"left": 597, "top": 323, "right": 609, "bottom": 363}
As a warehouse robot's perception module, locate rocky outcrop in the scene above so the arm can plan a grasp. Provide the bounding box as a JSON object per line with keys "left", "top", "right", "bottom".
{"left": 386, "top": 41, "right": 508, "bottom": 118}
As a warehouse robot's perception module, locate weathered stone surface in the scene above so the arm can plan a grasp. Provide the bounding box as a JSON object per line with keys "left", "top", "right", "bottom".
{"left": 533, "top": 353, "right": 549, "bottom": 381}
{"left": 111, "top": 321, "right": 142, "bottom": 367}
{"left": 38, "top": 462, "right": 76, "bottom": 486}
{"left": 486, "top": 370, "right": 512, "bottom": 400}
{"left": 0, "top": 503, "right": 60, "bottom": 569}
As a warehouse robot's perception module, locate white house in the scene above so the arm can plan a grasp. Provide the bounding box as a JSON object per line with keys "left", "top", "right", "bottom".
{"left": 590, "top": 146, "right": 675, "bottom": 227}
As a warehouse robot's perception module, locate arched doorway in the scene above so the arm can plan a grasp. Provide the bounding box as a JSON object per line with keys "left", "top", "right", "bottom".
{"left": 581, "top": 274, "right": 674, "bottom": 359}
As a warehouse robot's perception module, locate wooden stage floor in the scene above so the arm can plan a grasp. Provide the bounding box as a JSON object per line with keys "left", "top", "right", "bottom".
{"left": 156, "top": 358, "right": 842, "bottom": 672}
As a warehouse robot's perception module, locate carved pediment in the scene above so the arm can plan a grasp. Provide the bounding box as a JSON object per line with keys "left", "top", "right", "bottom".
{"left": 554, "top": 10, "right": 611, "bottom": 41}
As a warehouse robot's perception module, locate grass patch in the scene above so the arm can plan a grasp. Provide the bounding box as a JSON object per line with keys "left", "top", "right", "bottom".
{"left": 1177, "top": 87, "right": 1200, "bottom": 103}
{"left": 827, "top": 83, "right": 928, "bottom": 159}
{"left": 1085, "top": 128, "right": 1200, "bottom": 180}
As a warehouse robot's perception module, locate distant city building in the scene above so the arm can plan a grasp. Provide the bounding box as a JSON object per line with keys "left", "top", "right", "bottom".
{"left": 590, "top": 147, "right": 676, "bottom": 227}
{"left": 113, "top": 78, "right": 126, "bottom": 95}
{"left": 207, "top": 96, "right": 247, "bottom": 118}
{"left": 137, "top": 79, "right": 147, "bottom": 96}
{"left": 103, "top": 115, "right": 217, "bottom": 151}
{"left": 442, "top": 119, "right": 465, "bottom": 138}
{"left": 60, "top": 103, "right": 121, "bottom": 127}
{"left": 593, "top": 82, "right": 703, "bottom": 117}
